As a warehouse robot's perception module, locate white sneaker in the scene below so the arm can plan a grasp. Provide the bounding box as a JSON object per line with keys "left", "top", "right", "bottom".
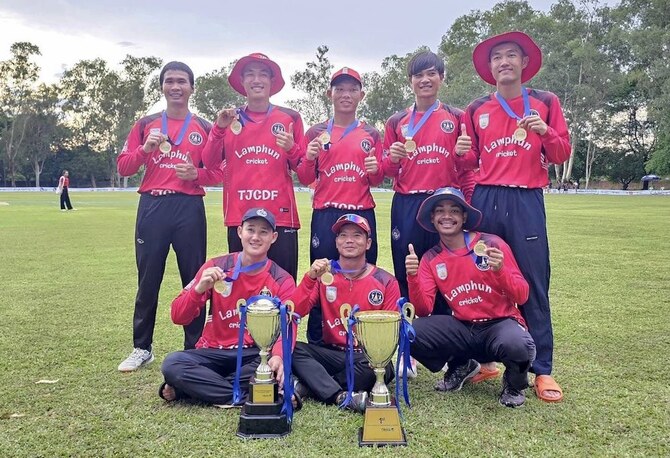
{"left": 118, "top": 348, "right": 154, "bottom": 372}
{"left": 398, "top": 355, "right": 418, "bottom": 379}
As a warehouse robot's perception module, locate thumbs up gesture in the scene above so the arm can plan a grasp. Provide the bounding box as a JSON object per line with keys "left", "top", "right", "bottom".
{"left": 276, "top": 122, "right": 295, "bottom": 152}
{"left": 175, "top": 152, "right": 198, "bottom": 181}
{"left": 405, "top": 243, "right": 419, "bottom": 276}
{"left": 364, "top": 147, "right": 378, "bottom": 174}
{"left": 455, "top": 122, "right": 472, "bottom": 157}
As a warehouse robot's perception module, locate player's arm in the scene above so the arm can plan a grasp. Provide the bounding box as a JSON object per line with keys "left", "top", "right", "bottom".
{"left": 540, "top": 95, "right": 572, "bottom": 164}
{"left": 295, "top": 129, "right": 319, "bottom": 185}
{"left": 489, "top": 241, "right": 529, "bottom": 305}
{"left": 366, "top": 134, "right": 385, "bottom": 186}
{"left": 380, "top": 118, "right": 403, "bottom": 177}
{"left": 170, "top": 260, "right": 222, "bottom": 325}
{"left": 117, "top": 121, "right": 151, "bottom": 176}
{"left": 454, "top": 109, "right": 480, "bottom": 171}
{"left": 407, "top": 255, "right": 438, "bottom": 317}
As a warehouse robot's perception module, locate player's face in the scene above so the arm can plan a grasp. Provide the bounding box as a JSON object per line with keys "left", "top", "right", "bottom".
{"left": 162, "top": 70, "right": 193, "bottom": 106}
{"left": 328, "top": 80, "right": 364, "bottom": 115}
{"left": 410, "top": 66, "right": 443, "bottom": 100}
{"left": 238, "top": 218, "right": 277, "bottom": 259}
{"left": 431, "top": 201, "right": 466, "bottom": 236}
{"left": 489, "top": 42, "right": 528, "bottom": 86}
{"left": 241, "top": 62, "right": 273, "bottom": 100}
{"left": 335, "top": 224, "right": 371, "bottom": 259}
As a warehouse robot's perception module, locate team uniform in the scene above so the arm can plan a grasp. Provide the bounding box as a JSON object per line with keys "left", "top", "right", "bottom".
{"left": 161, "top": 254, "right": 296, "bottom": 405}
{"left": 291, "top": 267, "right": 399, "bottom": 404}
{"left": 408, "top": 232, "right": 535, "bottom": 391}
{"left": 201, "top": 106, "right": 304, "bottom": 280}
{"left": 118, "top": 112, "right": 223, "bottom": 351}
{"left": 459, "top": 89, "right": 571, "bottom": 375}
{"left": 381, "top": 101, "right": 472, "bottom": 307}
{"left": 58, "top": 175, "right": 73, "bottom": 210}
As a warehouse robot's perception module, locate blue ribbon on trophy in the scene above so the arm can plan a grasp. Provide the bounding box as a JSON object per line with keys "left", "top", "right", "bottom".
{"left": 395, "top": 297, "right": 416, "bottom": 417}
{"left": 339, "top": 304, "right": 360, "bottom": 409}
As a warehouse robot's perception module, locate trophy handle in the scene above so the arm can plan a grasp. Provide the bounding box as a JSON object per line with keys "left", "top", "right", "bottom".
{"left": 402, "top": 302, "right": 416, "bottom": 323}
{"left": 236, "top": 298, "right": 247, "bottom": 315}
{"left": 340, "top": 303, "right": 352, "bottom": 331}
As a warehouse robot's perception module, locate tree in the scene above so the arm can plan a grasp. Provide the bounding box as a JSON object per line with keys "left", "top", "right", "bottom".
{"left": 192, "top": 63, "right": 245, "bottom": 121}
{"left": 0, "top": 42, "right": 41, "bottom": 186}
{"left": 287, "top": 45, "right": 333, "bottom": 126}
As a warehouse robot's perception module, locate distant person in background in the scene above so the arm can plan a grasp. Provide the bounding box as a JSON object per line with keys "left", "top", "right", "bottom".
{"left": 57, "top": 170, "right": 74, "bottom": 211}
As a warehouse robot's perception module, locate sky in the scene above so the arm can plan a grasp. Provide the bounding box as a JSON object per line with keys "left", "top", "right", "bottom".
{"left": 0, "top": 0, "right": 612, "bottom": 108}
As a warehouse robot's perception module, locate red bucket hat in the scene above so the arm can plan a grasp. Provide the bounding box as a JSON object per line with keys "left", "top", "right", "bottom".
{"left": 472, "top": 31, "right": 542, "bottom": 86}
{"left": 228, "top": 53, "right": 285, "bottom": 96}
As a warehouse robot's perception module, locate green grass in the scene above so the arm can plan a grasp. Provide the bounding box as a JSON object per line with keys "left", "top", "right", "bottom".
{"left": 0, "top": 191, "right": 668, "bottom": 457}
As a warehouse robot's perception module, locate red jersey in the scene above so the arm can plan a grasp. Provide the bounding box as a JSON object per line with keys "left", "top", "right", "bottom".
{"left": 170, "top": 253, "right": 296, "bottom": 356}
{"left": 297, "top": 121, "right": 383, "bottom": 210}
{"left": 293, "top": 267, "right": 401, "bottom": 348}
{"left": 407, "top": 232, "right": 529, "bottom": 327}
{"left": 117, "top": 112, "right": 223, "bottom": 195}
{"left": 59, "top": 176, "right": 69, "bottom": 188}
{"left": 201, "top": 106, "right": 304, "bottom": 228}
{"left": 459, "top": 89, "right": 571, "bottom": 188}
{"left": 381, "top": 101, "right": 468, "bottom": 194}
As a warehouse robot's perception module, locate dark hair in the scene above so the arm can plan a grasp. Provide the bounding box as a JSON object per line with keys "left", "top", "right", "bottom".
{"left": 159, "top": 61, "right": 194, "bottom": 88}
{"left": 330, "top": 74, "right": 362, "bottom": 89}
{"left": 407, "top": 51, "right": 445, "bottom": 79}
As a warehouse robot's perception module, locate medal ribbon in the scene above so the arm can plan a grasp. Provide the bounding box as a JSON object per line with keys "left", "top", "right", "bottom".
{"left": 161, "top": 111, "right": 193, "bottom": 146}
{"left": 326, "top": 118, "right": 359, "bottom": 142}
{"left": 224, "top": 254, "right": 268, "bottom": 282}
{"left": 330, "top": 260, "right": 365, "bottom": 276}
{"left": 237, "top": 104, "right": 274, "bottom": 127}
{"left": 494, "top": 87, "right": 531, "bottom": 123}
{"left": 394, "top": 297, "right": 416, "bottom": 418}
{"left": 339, "top": 304, "right": 360, "bottom": 410}
{"left": 441, "top": 232, "right": 481, "bottom": 265}
{"left": 406, "top": 100, "right": 440, "bottom": 139}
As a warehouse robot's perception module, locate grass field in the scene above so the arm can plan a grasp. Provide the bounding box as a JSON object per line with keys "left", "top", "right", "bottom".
{"left": 0, "top": 191, "right": 668, "bottom": 457}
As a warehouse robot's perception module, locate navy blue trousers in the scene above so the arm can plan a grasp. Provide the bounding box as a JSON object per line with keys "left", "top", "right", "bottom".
{"left": 472, "top": 185, "right": 553, "bottom": 375}
{"left": 133, "top": 193, "right": 207, "bottom": 351}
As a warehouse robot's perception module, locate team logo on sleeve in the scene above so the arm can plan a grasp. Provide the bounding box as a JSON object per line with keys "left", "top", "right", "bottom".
{"left": 188, "top": 132, "right": 203, "bottom": 145}
{"left": 436, "top": 263, "right": 448, "bottom": 280}
{"left": 271, "top": 123, "right": 285, "bottom": 136}
{"left": 479, "top": 114, "right": 489, "bottom": 129}
{"left": 326, "top": 286, "right": 337, "bottom": 303}
{"left": 440, "top": 120, "right": 455, "bottom": 134}
{"left": 368, "top": 289, "right": 384, "bottom": 307}
{"left": 360, "top": 139, "right": 372, "bottom": 154}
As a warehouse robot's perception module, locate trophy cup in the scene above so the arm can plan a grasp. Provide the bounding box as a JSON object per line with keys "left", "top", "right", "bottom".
{"left": 237, "top": 297, "right": 292, "bottom": 439}
{"left": 340, "top": 302, "right": 415, "bottom": 447}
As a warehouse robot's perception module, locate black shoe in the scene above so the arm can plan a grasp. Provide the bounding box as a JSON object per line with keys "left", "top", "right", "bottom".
{"left": 499, "top": 378, "right": 526, "bottom": 408}
{"left": 293, "top": 377, "right": 313, "bottom": 400}
{"left": 337, "top": 390, "right": 368, "bottom": 414}
{"left": 435, "top": 359, "right": 480, "bottom": 392}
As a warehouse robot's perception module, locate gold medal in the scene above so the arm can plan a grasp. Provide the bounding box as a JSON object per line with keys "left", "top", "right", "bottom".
{"left": 321, "top": 272, "right": 334, "bottom": 286}
{"left": 474, "top": 241, "right": 488, "bottom": 257}
{"left": 213, "top": 280, "right": 227, "bottom": 294}
{"left": 230, "top": 119, "right": 242, "bottom": 135}
{"left": 159, "top": 141, "right": 172, "bottom": 153}
{"left": 319, "top": 132, "right": 331, "bottom": 145}
{"left": 513, "top": 127, "right": 527, "bottom": 142}
{"left": 405, "top": 138, "right": 417, "bottom": 153}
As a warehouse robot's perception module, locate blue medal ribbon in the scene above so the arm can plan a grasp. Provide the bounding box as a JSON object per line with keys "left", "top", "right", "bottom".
{"left": 161, "top": 111, "right": 193, "bottom": 146}
{"left": 236, "top": 104, "right": 274, "bottom": 127}
{"left": 394, "top": 297, "right": 416, "bottom": 417}
{"left": 323, "top": 118, "right": 359, "bottom": 151}
{"left": 494, "top": 87, "right": 531, "bottom": 124}
{"left": 406, "top": 100, "right": 440, "bottom": 139}
{"left": 224, "top": 254, "right": 268, "bottom": 282}
{"left": 232, "top": 299, "right": 249, "bottom": 405}
{"left": 330, "top": 260, "right": 365, "bottom": 276}
{"left": 339, "top": 304, "right": 360, "bottom": 409}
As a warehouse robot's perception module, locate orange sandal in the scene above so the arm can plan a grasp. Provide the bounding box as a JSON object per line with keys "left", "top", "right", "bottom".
{"left": 534, "top": 375, "right": 563, "bottom": 403}
{"left": 469, "top": 366, "right": 501, "bottom": 384}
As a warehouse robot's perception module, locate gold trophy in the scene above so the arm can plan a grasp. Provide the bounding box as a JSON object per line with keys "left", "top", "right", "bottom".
{"left": 237, "top": 297, "right": 293, "bottom": 439}
{"left": 340, "top": 302, "right": 415, "bottom": 446}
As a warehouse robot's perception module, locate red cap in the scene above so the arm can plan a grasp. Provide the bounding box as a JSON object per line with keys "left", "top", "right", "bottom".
{"left": 472, "top": 31, "right": 542, "bottom": 86}
{"left": 330, "top": 67, "right": 362, "bottom": 86}
{"left": 228, "top": 53, "right": 285, "bottom": 96}
{"left": 331, "top": 214, "right": 371, "bottom": 236}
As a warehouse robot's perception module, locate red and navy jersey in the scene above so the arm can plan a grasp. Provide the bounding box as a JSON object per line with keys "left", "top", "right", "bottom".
{"left": 381, "top": 101, "right": 467, "bottom": 194}
{"left": 171, "top": 253, "right": 296, "bottom": 356}
{"left": 117, "top": 112, "right": 223, "bottom": 195}
{"left": 459, "top": 89, "right": 571, "bottom": 188}
{"left": 408, "top": 232, "right": 529, "bottom": 327}
{"left": 59, "top": 176, "right": 69, "bottom": 188}
{"left": 297, "top": 121, "right": 383, "bottom": 210}
{"left": 293, "top": 266, "right": 401, "bottom": 348}
{"left": 201, "top": 106, "right": 304, "bottom": 228}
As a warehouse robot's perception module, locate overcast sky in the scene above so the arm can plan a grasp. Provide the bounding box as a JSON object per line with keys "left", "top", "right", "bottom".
{"left": 1, "top": 0, "right": 614, "bottom": 107}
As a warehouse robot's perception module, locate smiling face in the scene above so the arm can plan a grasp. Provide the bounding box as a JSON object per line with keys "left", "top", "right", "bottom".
{"left": 489, "top": 41, "right": 529, "bottom": 86}
{"left": 328, "top": 77, "right": 364, "bottom": 116}
{"left": 162, "top": 70, "right": 193, "bottom": 107}
{"left": 335, "top": 223, "right": 371, "bottom": 260}
{"left": 431, "top": 200, "right": 467, "bottom": 237}
{"left": 237, "top": 218, "right": 277, "bottom": 259}
{"left": 410, "top": 66, "right": 443, "bottom": 101}
{"left": 241, "top": 62, "right": 274, "bottom": 101}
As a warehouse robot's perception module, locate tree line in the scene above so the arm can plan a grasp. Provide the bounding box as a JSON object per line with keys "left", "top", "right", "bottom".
{"left": 1, "top": 0, "right": 668, "bottom": 190}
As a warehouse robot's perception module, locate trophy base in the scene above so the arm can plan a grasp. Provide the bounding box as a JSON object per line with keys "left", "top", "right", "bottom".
{"left": 358, "top": 399, "right": 407, "bottom": 447}
{"left": 236, "top": 378, "right": 290, "bottom": 439}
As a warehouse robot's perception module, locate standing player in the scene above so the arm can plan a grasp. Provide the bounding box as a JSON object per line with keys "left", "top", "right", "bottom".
{"left": 117, "top": 61, "right": 224, "bottom": 372}
{"left": 57, "top": 170, "right": 74, "bottom": 211}
{"left": 456, "top": 31, "right": 571, "bottom": 402}
{"left": 296, "top": 67, "right": 383, "bottom": 344}
{"left": 201, "top": 53, "right": 304, "bottom": 280}
{"left": 291, "top": 214, "right": 398, "bottom": 412}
